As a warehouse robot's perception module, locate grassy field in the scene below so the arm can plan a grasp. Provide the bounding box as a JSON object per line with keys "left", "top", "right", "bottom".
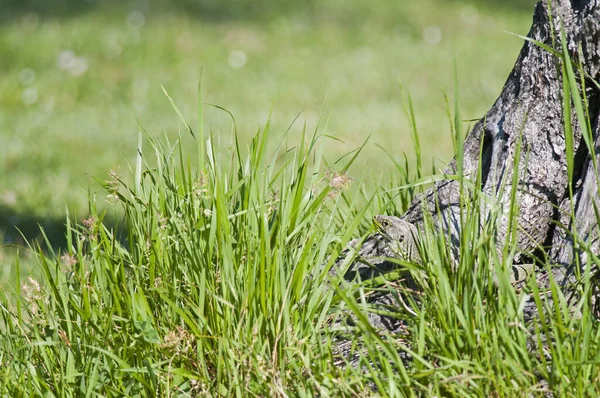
{"left": 0, "top": 0, "right": 535, "bottom": 247}
{"left": 2, "top": 1, "right": 600, "bottom": 395}
{"left": 1, "top": 59, "right": 600, "bottom": 394}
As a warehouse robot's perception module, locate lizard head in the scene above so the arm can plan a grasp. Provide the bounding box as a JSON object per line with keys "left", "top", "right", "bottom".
{"left": 372, "top": 215, "right": 420, "bottom": 261}
{"left": 373, "top": 215, "right": 411, "bottom": 243}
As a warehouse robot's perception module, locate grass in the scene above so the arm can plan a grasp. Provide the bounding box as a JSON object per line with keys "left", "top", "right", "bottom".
{"left": 7, "top": 0, "right": 600, "bottom": 396}
{"left": 2, "top": 37, "right": 600, "bottom": 392}
{"left": 0, "top": 101, "right": 401, "bottom": 395}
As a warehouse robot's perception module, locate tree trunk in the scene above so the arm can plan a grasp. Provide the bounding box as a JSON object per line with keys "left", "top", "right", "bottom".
{"left": 333, "top": 0, "right": 600, "bottom": 338}
{"left": 402, "top": 0, "right": 600, "bottom": 269}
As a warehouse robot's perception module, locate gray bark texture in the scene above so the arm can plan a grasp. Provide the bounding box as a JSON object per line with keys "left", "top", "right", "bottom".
{"left": 331, "top": 0, "right": 600, "bottom": 343}
{"left": 401, "top": 0, "right": 600, "bottom": 271}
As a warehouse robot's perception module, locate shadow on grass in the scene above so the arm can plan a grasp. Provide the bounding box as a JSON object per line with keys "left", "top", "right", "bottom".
{"left": 1, "top": 0, "right": 537, "bottom": 24}
{"left": 0, "top": 205, "right": 127, "bottom": 254}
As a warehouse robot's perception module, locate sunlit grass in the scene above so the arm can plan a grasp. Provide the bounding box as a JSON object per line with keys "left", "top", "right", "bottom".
{"left": 7, "top": 1, "right": 600, "bottom": 395}
{"left": 1, "top": 51, "right": 600, "bottom": 392}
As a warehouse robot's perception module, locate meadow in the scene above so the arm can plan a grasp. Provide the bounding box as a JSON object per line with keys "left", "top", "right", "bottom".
{"left": 8, "top": 1, "right": 600, "bottom": 396}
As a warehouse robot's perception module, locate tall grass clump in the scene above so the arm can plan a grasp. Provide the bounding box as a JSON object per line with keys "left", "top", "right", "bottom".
{"left": 0, "top": 93, "right": 417, "bottom": 395}
{"left": 2, "top": 49, "right": 600, "bottom": 395}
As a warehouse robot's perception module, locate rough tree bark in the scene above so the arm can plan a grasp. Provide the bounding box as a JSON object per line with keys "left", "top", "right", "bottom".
{"left": 401, "top": 0, "right": 600, "bottom": 272}
{"left": 333, "top": 0, "right": 600, "bottom": 337}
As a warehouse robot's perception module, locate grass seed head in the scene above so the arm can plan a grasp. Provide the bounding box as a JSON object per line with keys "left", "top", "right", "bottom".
{"left": 60, "top": 253, "right": 77, "bottom": 272}
{"left": 326, "top": 170, "right": 353, "bottom": 198}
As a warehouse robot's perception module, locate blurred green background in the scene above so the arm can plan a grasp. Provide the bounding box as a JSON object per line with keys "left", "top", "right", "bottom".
{"left": 0, "top": 0, "right": 536, "bottom": 250}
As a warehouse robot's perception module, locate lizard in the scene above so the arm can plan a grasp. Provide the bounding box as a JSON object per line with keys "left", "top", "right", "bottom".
{"left": 371, "top": 214, "right": 536, "bottom": 287}
{"left": 330, "top": 215, "right": 420, "bottom": 283}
